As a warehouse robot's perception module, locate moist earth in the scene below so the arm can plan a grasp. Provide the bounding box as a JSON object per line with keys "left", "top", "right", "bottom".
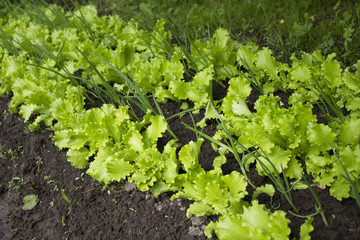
{"left": 0, "top": 92, "right": 359, "bottom": 240}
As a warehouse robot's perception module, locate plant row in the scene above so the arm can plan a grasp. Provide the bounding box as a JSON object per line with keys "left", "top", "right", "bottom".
{"left": 0, "top": 3, "right": 359, "bottom": 239}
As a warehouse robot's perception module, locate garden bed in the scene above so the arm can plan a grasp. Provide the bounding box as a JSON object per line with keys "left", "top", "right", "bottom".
{"left": 1, "top": 2, "right": 360, "bottom": 239}
{"left": 0, "top": 92, "right": 359, "bottom": 239}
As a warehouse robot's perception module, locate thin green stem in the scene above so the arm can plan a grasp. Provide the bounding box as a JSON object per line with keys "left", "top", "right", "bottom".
{"left": 301, "top": 175, "right": 328, "bottom": 226}
{"left": 333, "top": 149, "right": 360, "bottom": 209}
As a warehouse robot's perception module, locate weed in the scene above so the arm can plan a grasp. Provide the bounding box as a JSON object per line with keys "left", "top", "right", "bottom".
{"left": 35, "top": 156, "right": 43, "bottom": 165}
{"left": 75, "top": 172, "right": 85, "bottom": 181}
{"left": 61, "top": 189, "right": 81, "bottom": 216}
{"left": 43, "top": 175, "right": 55, "bottom": 184}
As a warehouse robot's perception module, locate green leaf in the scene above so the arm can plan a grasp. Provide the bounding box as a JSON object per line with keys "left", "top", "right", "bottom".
{"left": 169, "top": 66, "right": 214, "bottom": 108}
{"left": 346, "top": 97, "right": 360, "bottom": 111}
{"left": 339, "top": 146, "right": 360, "bottom": 171}
{"left": 87, "top": 148, "right": 111, "bottom": 184}
{"left": 256, "top": 47, "right": 280, "bottom": 81}
{"left": 213, "top": 28, "right": 230, "bottom": 48}
{"left": 232, "top": 98, "right": 253, "bottom": 118}
{"left": 19, "top": 103, "right": 38, "bottom": 122}
{"left": 52, "top": 130, "right": 70, "bottom": 149}
{"left": 222, "top": 171, "right": 248, "bottom": 199}
{"left": 161, "top": 140, "right": 180, "bottom": 183}
{"left": 146, "top": 115, "right": 168, "bottom": 142}
{"left": 68, "top": 134, "right": 88, "bottom": 150}
{"left": 205, "top": 201, "right": 290, "bottom": 240}
{"left": 205, "top": 180, "right": 228, "bottom": 214}
{"left": 240, "top": 201, "right": 290, "bottom": 240}
{"left": 228, "top": 76, "right": 252, "bottom": 99}
{"left": 322, "top": 55, "right": 342, "bottom": 88}
{"left": 291, "top": 65, "right": 311, "bottom": 84}
{"left": 286, "top": 157, "right": 304, "bottom": 180}
{"left": 125, "top": 130, "right": 144, "bottom": 152}
{"left": 151, "top": 181, "right": 179, "bottom": 197}
{"left": 330, "top": 179, "right": 351, "bottom": 200}
{"left": 107, "top": 158, "right": 136, "bottom": 181}
{"left": 213, "top": 154, "right": 227, "bottom": 171}
{"left": 339, "top": 118, "right": 360, "bottom": 146}
{"left": 256, "top": 147, "right": 291, "bottom": 175}
{"left": 300, "top": 217, "right": 314, "bottom": 240}
{"left": 205, "top": 215, "right": 252, "bottom": 240}
{"left": 67, "top": 147, "right": 91, "bottom": 169}
{"left": 178, "top": 139, "right": 203, "bottom": 171}
{"left": 252, "top": 184, "right": 275, "bottom": 200}
{"left": 307, "top": 124, "right": 336, "bottom": 150}
{"left": 186, "top": 201, "right": 214, "bottom": 218}
{"left": 23, "top": 194, "right": 39, "bottom": 210}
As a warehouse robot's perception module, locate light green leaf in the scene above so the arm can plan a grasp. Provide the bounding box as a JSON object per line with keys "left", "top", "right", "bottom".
{"left": 67, "top": 147, "right": 91, "bottom": 169}
{"left": 257, "top": 147, "right": 291, "bottom": 175}
{"left": 339, "top": 118, "right": 360, "bottom": 146}
{"left": 300, "top": 217, "right": 314, "bottom": 240}
{"left": 146, "top": 115, "right": 167, "bottom": 142}
{"left": 228, "top": 76, "right": 252, "bottom": 99}
{"left": 151, "top": 181, "right": 179, "bottom": 197}
{"left": 23, "top": 194, "right": 39, "bottom": 210}
{"left": 205, "top": 215, "right": 255, "bottom": 240}
{"left": 68, "top": 134, "right": 88, "bottom": 150}
{"left": 186, "top": 201, "right": 214, "bottom": 218}
{"left": 161, "top": 140, "right": 179, "bottom": 182}
{"left": 178, "top": 139, "right": 203, "bottom": 171}
{"left": 19, "top": 104, "right": 38, "bottom": 122}
{"left": 346, "top": 97, "right": 360, "bottom": 111}
{"left": 330, "top": 179, "right": 351, "bottom": 200}
{"left": 107, "top": 158, "right": 136, "bottom": 181}
{"left": 286, "top": 157, "right": 303, "bottom": 180}
{"left": 222, "top": 171, "right": 248, "bottom": 199}
{"left": 339, "top": 146, "right": 359, "bottom": 171}
{"left": 232, "top": 98, "right": 253, "bottom": 118}
{"left": 252, "top": 184, "right": 275, "bottom": 200}
{"left": 205, "top": 181, "right": 228, "bottom": 214}
{"left": 213, "top": 28, "right": 230, "bottom": 48}
{"left": 126, "top": 131, "right": 144, "bottom": 152}
{"left": 322, "top": 55, "right": 341, "bottom": 88}
{"left": 52, "top": 130, "right": 70, "bottom": 149}
{"left": 213, "top": 154, "right": 227, "bottom": 170}
{"left": 205, "top": 201, "right": 290, "bottom": 240}
{"left": 307, "top": 124, "right": 336, "bottom": 150}
{"left": 256, "top": 47, "right": 280, "bottom": 81}
{"left": 87, "top": 148, "right": 111, "bottom": 184}
{"left": 291, "top": 65, "right": 311, "bottom": 84}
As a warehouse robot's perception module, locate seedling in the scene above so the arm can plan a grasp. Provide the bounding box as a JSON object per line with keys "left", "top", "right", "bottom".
{"left": 9, "top": 177, "right": 23, "bottom": 190}
{"left": 60, "top": 189, "right": 80, "bottom": 216}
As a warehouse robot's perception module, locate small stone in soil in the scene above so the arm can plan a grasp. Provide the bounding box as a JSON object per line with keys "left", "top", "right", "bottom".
{"left": 190, "top": 216, "right": 206, "bottom": 226}
{"left": 145, "top": 192, "right": 152, "bottom": 200}
{"left": 124, "top": 182, "right": 135, "bottom": 192}
{"left": 155, "top": 202, "right": 163, "bottom": 211}
{"left": 188, "top": 226, "right": 204, "bottom": 236}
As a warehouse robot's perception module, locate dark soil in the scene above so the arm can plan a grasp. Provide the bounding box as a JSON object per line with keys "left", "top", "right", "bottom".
{"left": 0, "top": 95, "right": 215, "bottom": 240}
{"left": 0, "top": 88, "right": 360, "bottom": 239}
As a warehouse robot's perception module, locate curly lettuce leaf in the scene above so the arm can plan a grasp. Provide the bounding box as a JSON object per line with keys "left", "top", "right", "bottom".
{"left": 205, "top": 200, "right": 290, "bottom": 240}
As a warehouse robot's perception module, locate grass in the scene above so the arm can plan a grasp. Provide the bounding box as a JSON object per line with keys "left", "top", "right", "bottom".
{"left": 3, "top": 0, "right": 359, "bottom": 71}
{"left": 30, "top": 0, "right": 360, "bottom": 67}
